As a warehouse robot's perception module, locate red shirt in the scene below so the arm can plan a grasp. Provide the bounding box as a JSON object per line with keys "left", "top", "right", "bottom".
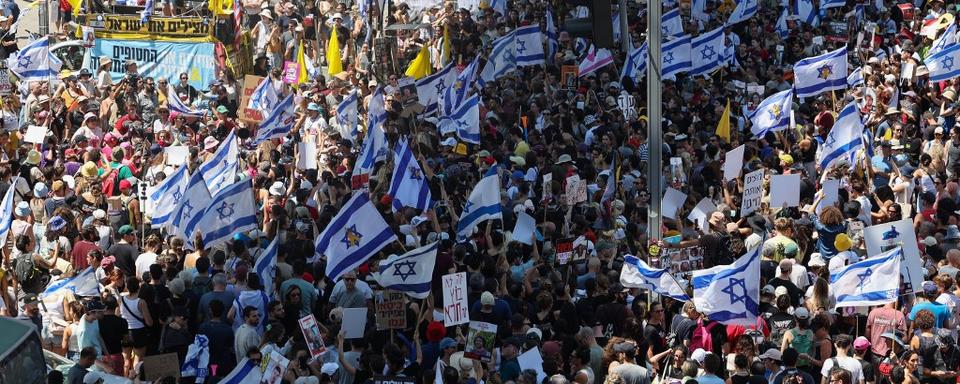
{"left": 70, "top": 240, "right": 100, "bottom": 271}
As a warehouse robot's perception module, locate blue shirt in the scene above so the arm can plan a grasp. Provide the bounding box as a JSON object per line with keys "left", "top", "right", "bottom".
{"left": 909, "top": 301, "right": 952, "bottom": 328}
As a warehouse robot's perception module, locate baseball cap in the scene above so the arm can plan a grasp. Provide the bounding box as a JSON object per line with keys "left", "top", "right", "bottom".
{"left": 758, "top": 348, "right": 782, "bottom": 361}
{"left": 922, "top": 280, "right": 938, "bottom": 294}
{"left": 118, "top": 225, "right": 136, "bottom": 235}
{"left": 440, "top": 337, "right": 458, "bottom": 349}
{"left": 794, "top": 307, "right": 810, "bottom": 320}
{"left": 853, "top": 336, "right": 871, "bottom": 350}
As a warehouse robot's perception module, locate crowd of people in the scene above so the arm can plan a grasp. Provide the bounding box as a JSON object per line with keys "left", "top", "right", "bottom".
{"left": 4, "top": 0, "right": 960, "bottom": 384}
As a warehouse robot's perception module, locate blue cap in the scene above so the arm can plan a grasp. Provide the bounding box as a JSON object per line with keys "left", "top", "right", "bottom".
{"left": 49, "top": 216, "right": 67, "bottom": 232}
{"left": 307, "top": 102, "right": 320, "bottom": 111}
{"left": 439, "top": 337, "right": 457, "bottom": 349}
{"left": 511, "top": 170, "right": 524, "bottom": 180}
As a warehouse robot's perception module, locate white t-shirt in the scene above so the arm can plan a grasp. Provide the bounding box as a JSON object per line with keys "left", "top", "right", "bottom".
{"left": 821, "top": 355, "right": 864, "bottom": 383}
{"left": 135, "top": 252, "right": 158, "bottom": 278}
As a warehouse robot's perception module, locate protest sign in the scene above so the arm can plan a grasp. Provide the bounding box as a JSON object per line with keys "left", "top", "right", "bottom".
{"left": 770, "top": 174, "right": 801, "bottom": 207}
{"left": 741, "top": 169, "right": 765, "bottom": 216}
{"left": 863, "top": 219, "right": 924, "bottom": 294}
{"left": 342, "top": 308, "right": 368, "bottom": 338}
{"left": 283, "top": 62, "right": 300, "bottom": 84}
{"left": 375, "top": 290, "right": 406, "bottom": 331}
{"left": 297, "top": 142, "right": 318, "bottom": 170}
{"left": 542, "top": 173, "right": 552, "bottom": 201}
{"left": 555, "top": 238, "right": 574, "bottom": 265}
{"left": 688, "top": 197, "right": 718, "bottom": 232}
{"left": 239, "top": 75, "right": 266, "bottom": 122}
{"left": 724, "top": 145, "right": 745, "bottom": 181}
{"left": 298, "top": 314, "right": 327, "bottom": 359}
{"left": 661, "top": 187, "right": 687, "bottom": 220}
{"left": 164, "top": 146, "right": 189, "bottom": 166}
{"left": 464, "top": 321, "right": 497, "bottom": 362}
{"left": 818, "top": 179, "right": 840, "bottom": 214}
{"left": 513, "top": 212, "right": 536, "bottom": 245}
{"left": 565, "top": 175, "right": 587, "bottom": 205}
{"left": 561, "top": 65, "right": 579, "bottom": 89}
{"left": 83, "top": 38, "right": 217, "bottom": 90}
{"left": 518, "top": 347, "right": 547, "bottom": 383}
{"left": 261, "top": 351, "right": 289, "bottom": 384}
{"left": 652, "top": 246, "right": 705, "bottom": 279}
{"left": 0, "top": 67, "right": 11, "bottom": 95}
{"left": 442, "top": 272, "right": 469, "bottom": 326}
{"left": 24, "top": 125, "right": 47, "bottom": 144}
{"left": 143, "top": 353, "right": 181, "bottom": 381}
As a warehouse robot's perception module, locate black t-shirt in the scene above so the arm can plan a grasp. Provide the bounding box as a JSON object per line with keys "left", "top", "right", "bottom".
{"left": 99, "top": 315, "right": 128, "bottom": 354}
{"left": 643, "top": 322, "right": 668, "bottom": 357}
{"left": 769, "top": 277, "right": 804, "bottom": 307}
{"left": 766, "top": 312, "right": 796, "bottom": 349}
{"left": 596, "top": 300, "right": 627, "bottom": 340}
{"left": 670, "top": 316, "right": 697, "bottom": 345}
{"left": 107, "top": 242, "right": 139, "bottom": 277}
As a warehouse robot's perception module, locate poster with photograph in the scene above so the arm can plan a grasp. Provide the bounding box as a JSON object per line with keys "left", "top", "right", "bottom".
{"left": 555, "top": 238, "right": 574, "bottom": 265}
{"left": 464, "top": 321, "right": 497, "bottom": 362}
{"left": 260, "top": 351, "right": 289, "bottom": 384}
{"left": 298, "top": 314, "right": 327, "bottom": 359}
{"left": 652, "top": 246, "right": 705, "bottom": 279}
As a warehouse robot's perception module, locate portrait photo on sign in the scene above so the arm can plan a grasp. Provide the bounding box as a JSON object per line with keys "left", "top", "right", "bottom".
{"left": 298, "top": 314, "right": 327, "bottom": 359}
{"left": 260, "top": 351, "right": 289, "bottom": 384}
{"left": 464, "top": 321, "right": 497, "bottom": 362}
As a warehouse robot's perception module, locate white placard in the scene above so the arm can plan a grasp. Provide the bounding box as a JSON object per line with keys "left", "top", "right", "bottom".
{"left": 724, "top": 144, "right": 745, "bottom": 181}
{"left": 863, "top": 219, "right": 924, "bottom": 294}
{"left": 688, "top": 197, "right": 718, "bottom": 232}
{"left": 512, "top": 212, "right": 536, "bottom": 245}
{"left": 769, "top": 174, "right": 801, "bottom": 208}
{"left": 24, "top": 125, "right": 47, "bottom": 144}
{"left": 661, "top": 187, "right": 687, "bottom": 220}
{"left": 442, "top": 272, "right": 469, "bottom": 326}
{"left": 164, "top": 146, "right": 189, "bottom": 165}
{"left": 740, "top": 168, "right": 765, "bottom": 217}
{"left": 297, "top": 142, "right": 318, "bottom": 170}
{"left": 518, "top": 347, "right": 547, "bottom": 384}
{"left": 341, "top": 308, "right": 368, "bottom": 339}
{"left": 818, "top": 179, "right": 840, "bottom": 214}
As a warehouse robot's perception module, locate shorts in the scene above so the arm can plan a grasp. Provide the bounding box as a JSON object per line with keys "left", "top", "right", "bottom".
{"left": 129, "top": 328, "right": 150, "bottom": 349}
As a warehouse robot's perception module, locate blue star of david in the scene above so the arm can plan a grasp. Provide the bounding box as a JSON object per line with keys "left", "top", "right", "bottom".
{"left": 464, "top": 200, "right": 475, "bottom": 213}
{"left": 455, "top": 118, "right": 469, "bottom": 128}
{"left": 392, "top": 260, "right": 418, "bottom": 281}
{"left": 435, "top": 79, "right": 446, "bottom": 93}
{"left": 341, "top": 224, "right": 363, "bottom": 248}
{"left": 409, "top": 166, "right": 422, "bottom": 180}
{"left": 721, "top": 277, "right": 747, "bottom": 305}
{"left": 17, "top": 56, "right": 32, "bottom": 69}
{"left": 663, "top": 52, "right": 675, "bottom": 65}
{"left": 181, "top": 201, "right": 195, "bottom": 219}
{"left": 216, "top": 201, "right": 235, "bottom": 220}
{"left": 942, "top": 56, "right": 955, "bottom": 71}
{"left": 700, "top": 46, "right": 717, "bottom": 60}
{"left": 516, "top": 40, "right": 527, "bottom": 54}
{"left": 817, "top": 65, "right": 833, "bottom": 80}
{"left": 825, "top": 130, "right": 838, "bottom": 147}
{"left": 856, "top": 268, "right": 873, "bottom": 290}
{"left": 172, "top": 187, "right": 183, "bottom": 204}
{"left": 882, "top": 226, "right": 900, "bottom": 240}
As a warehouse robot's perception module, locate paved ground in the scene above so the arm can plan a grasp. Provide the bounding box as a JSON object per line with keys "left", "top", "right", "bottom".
{"left": 15, "top": 0, "right": 53, "bottom": 46}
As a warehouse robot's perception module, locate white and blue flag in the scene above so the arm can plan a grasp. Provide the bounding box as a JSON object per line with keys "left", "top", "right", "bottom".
{"left": 140, "top": 0, "right": 154, "bottom": 23}
{"left": 8, "top": 38, "right": 62, "bottom": 82}
{"left": 847, "top": 67, "right": 864, "bottom": 88}
{"left": 219, "top": 358, "right": 261, "bottom": 384}
{"left": 478, "top": 32, "right": 516, "bottom": 87}
{"left": 442, "top": 56, "right": 480, "bottom": 116}
{"left": 514, "top": 25, "right": 545, "bottom": 66}
{"left": 613, "top": 12, "right": 622, "bottom": 41}
{"left": 0, "top": 176, "right": 18, "bottom": 247}
{"left": 926, "top": 43, "right": 960, "bottom": 83}
{"left": 930, "top": 23, "right": 956, "bottom": 58}
{"left": 692, "top": 247, "right": 761, "bottom": 325}
{"left": 42, "top": 267, "right": 99, "bottom": 297}
{"left": 198, "top": 130, "right": 239, "bottom": 195}
{"left": 690, "top": 27, "right": 725, "bottom": 76}
{"left": 165, "top": 84, "right": 207, "bottom": 118}
{"left": 817, "top": 101, "right": 864, "bottom": 172}
{"left": 417, "top": 63, "right": 457, "bottom": 116}
{"left": 180, "top": 335, "right": 210, "bottom": 383}
{"left": 247, "top": 77, "right": 280, "bottom": 111}
{"left": 820, "top": 0, "right": 845, "bottom": 9}
{"left": 545, "top": 5, "right": 559, "bottom": 65}
{"left": 691, "top": 0, "right": 709, "bottom": 24}
{"left": 352, "top": 96, "right": 388, "bottom": 188}
{"left": 489, "top": 0, "right": 506, "bottom": 16}
{"left": 389, "top": 138, "right": 432, "bottom": 212}
{"left": 749, "top": 88, "right": 793, "bottom": 138}
{"left": 621, "top": 255, "right": 690, "bottom": 301}
{"left": 621, "top": 41, "right": 648, "bottom": 83}
{"left": 316, "top": 192, "right": 397, "bottom": 281}
{"left": 662, "top": 8, "right": 684, "bottom": 37}
{"left": 196, "top": 179, "right": 258, "bottom": 250}
{"left": 255, "top": 236, "right": 279, "bottom": 298}
{"left": 794, "top": 0, "right": 818, "bottom": 26}
{"left": 252, "top": 94, "right": 296, "bottom": 145}
{"left": 456, "top": 167, "right": 502, "bottom": 241}
{"left": 776, "top": 8, "right": 790, "bottom": 39}
{"left": 726, "top": 0, "right": 758, "bottom": 26}
{"left": 440, "top": 94, "right": 480, "bottom": 144}
{"left": 662, "top": 35, "right": 692, "bottom": 79}
{"left": 149, "top": 166, "right": 189, "bottom": 229}
{"left": 336, "top": 89, "right": 360, "bottom": 141}
{"left": 794, "top": 47, "right": 848, "bottom": 98}
{"left": 375, "top": 241, "right": 439, "bottom": 299}
{"left": 831, "top": 247, "right": 901, "bottom": 307}
{"left": 171, "top": 170, "right": 212, "bottom": 245}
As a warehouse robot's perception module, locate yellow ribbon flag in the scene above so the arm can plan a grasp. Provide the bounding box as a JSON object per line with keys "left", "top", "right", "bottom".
{"left": 404, "top": 44, "right": 432, "bottom": 80}
{"left": 296, "top": 41, "right": 309, "bottom": 84}
{"left": 716, "top": 99, "right": 731, "bottom": 143}
{"left": 69, "top": 0, "right": 82, "bottom": 15}
{"left": 441, "top": 25, "right": 452, "bottom": 65}
{"left": 208, "top": 0, "right": 233, "bottom": 16}
{"left": 327, "top": 27, "right": 343, "bottom": 77}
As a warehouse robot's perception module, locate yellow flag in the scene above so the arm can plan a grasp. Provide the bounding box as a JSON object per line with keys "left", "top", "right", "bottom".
{"left": 69, "top": 0, "right": 82, "bottom": 16}
{"left": 404, "top": 44, "right": 432, "bottom": 80}
{"left": 442, "top": 25, "right": 452, "bottom": 66}
{"left": 296, "top": 41, "right": 309, "bottom": 84}
{"left": 716, "top": 99, "right": 731, "bottom": 143}
{"left": 326, "top": 28, "right": 343, "bottom": 77}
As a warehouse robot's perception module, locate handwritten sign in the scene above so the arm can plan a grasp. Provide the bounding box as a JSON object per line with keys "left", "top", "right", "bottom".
{"left": 142, "top": 353, "right": 181, "bottom": 381}
{"left": 565, "top": 175, "right": 587, "bottom": 206}
{"left": 442, "top": 272, "right": 469, "bottom": 326}
{"left": 238, "top": 75, "right": 265, "bottom": 122}
{"left": 375, "top": 290, "right": 407, "bottom": 330}
{"left": 740, "top": 168, "right": 765, "bottom": 217}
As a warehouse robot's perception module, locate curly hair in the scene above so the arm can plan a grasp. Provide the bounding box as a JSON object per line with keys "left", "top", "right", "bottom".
{"left": 914, "top": 309, "right": 935, "bottom": 331}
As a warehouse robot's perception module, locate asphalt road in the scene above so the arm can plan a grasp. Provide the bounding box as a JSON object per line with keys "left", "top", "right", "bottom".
{"left": 15, "top": 0, "right": 54, "bottom": 47}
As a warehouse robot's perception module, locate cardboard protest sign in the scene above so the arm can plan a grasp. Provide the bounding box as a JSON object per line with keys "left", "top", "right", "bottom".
{"left": 863, "top": 219, "right": 924, "bottom": 294}
{"left": 464, "top": 321, "right": 497, "bottom": 362}
{"left": 375, "top": 290, "right": 406, "bottom": 331}
{"left": 442, "top": 272, "right": 469, "bottom": 326}
{"left": 741, "top": 169, "right": 765, "bottom": 217}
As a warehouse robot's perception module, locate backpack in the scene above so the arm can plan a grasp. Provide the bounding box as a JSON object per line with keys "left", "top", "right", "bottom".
{"left": 14, "top": 253, "right": 49, "bottom": 294}
{"left": 191, "top": 275, "right": 213, "bottom": 297}
{"left": 690, "top": 319, "right": 718, "bottom": 352}
{"left": 101, "top": 166, "right": 120, "bottom": 197}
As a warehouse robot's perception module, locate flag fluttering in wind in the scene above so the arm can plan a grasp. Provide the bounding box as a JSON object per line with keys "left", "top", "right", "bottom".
{"left": 327, "top": 27, "right": 343, "bottom": 76}
{"left": 716, "top": 99, "right": 731, "bottom": 143}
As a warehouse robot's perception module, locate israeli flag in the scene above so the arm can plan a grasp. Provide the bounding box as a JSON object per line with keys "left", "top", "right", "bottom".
{"left": 820, "top": 0, "right": 845, "bottom": 9}
{"left": 489, "top": 0, "right": 505, "bottom": 16}
{"left": 925, "top": 43, "right": 960, "bottom": 83}
{"left": 417, "top": 63, "right": 457, "bottom": 116}
{"left": 613, "top": 12, "right": 622, "bottom": 41}
{"left": 336, "top": 89, "right": 360, "bottom": 142}
{"left": 219, "top": 358, "right": 262, "bottom": 384}
{"left": 140, "top": 0, "right": 154, "bottom": 23}
{"left": 439, "top": 94, "right": 480, "bottom": 144}
{"left": 847, "top": 67, "right": 864, "bottom": 88}
{"left": 749, "top": 88, "right": 793, "bottom": 138}
{"left": 42, "top": 267, "right": 99, "bottom": 297}
{"left": 456, "top": 167, "right": 502, "bottom": 242}
{"left": 794, "top": 0, "right": 818, "bottom": 26}
{"left": 171, "top": 170, "right": 212, "bottom": 245}
{"left": 255, "top": 236, "right": 279, "bottom": 298}
{"left": 148, "top": 165, "right": 189, "bottom": 229}
{"left": 726, "top": 0, "right": 758, "bottom": 26}
{"left": 252, "top": 94, "right": 296, "bottom": 145}
{"left": 930, "top": 23, "right": 956, "bottom": 58}
{"left": 831, "top": 247, "right": 901, "bottom": 307}
{"left": 662, "top": 35, "right": 693, "bottom": 79}
{"left": 180, "top": 335, "right": 210, "bottom": 382}
{"left": 376, "top": 241, "right": 439, "bottom": 299}
{"left": 315, "top": 192, "right": 398, "bottom": 281}
{"left": 165, "top": 84, "right": 206, "bottom": 118}
{"left": 198, "top": 130, "right": 239, "bottom": 196}
{"left": 690, "top": 27, "right": 725, "bottom": 76}
{"left": 0, "top": 176, "right": 18, "bottom": 247}
{"left": 352, "top": 96, "right": 388, "bottom": 188}
{"left": 621, "top": 255, "right": 690, "bottom": 301}
{"left": 692, "top": 247, "right": 761, "bottom": 325}
{"left": 247, "top": 77, "right": 280, "bottom": 111}
{"left": 775, "top": 8, "right": 790, "bottom": 39}
{"left": 478, "top": 32, "right": 516, "bottom": 87}
{"left": 196, "top": 179, "right": 258, "bottom": 250}
{"left": 621, "top": 41, "right": 648, "bottom": 83}
{"left": 794, "top": 47, "right": 848, "bottom": 98}
{"left": 817, "top": 101, "right": 863, "bottom": 172}
{"left": 545, "top": 5, "right": 559, "bottom": 64}
{"left": 662, "top": 8, "right": 684, "bottom": 37}
{"left": 514, "top": 25, "right": 545, "bottom": 66}
{"left": 691, "top": 0, "right": 709, "bottom": 23}
{"left": 441, "top": 56, "right": 480, "bottom": 116}
{"left": 7, "top": 38, "right": 62, "bottom": 82}
{"left": 389, "top": 138, "right": 432, "bottom": 212}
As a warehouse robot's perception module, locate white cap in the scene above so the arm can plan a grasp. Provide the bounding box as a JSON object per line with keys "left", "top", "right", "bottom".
{"left": 93, "top": 209, "right": 106, "bottom": 219}
{"left": 269, "top": 181, "right": 285, "bottom": 196}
